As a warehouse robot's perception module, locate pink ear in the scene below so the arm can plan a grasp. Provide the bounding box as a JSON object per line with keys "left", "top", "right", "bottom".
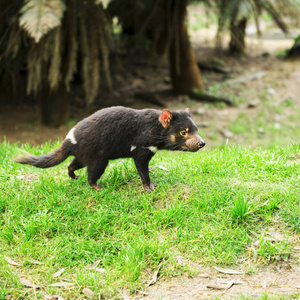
{"left": 159, "top": 109, "right": 173, "bottom": 128}
{"left": 185, "top": 108, "right": 191, "bottom": 114}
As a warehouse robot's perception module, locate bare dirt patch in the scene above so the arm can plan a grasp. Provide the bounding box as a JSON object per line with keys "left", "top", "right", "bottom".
{"left": 0, "top": 105, "right": 71, "bottom": 145}
{"left": 140, "top": 263, "right": 300, "bottom": 299}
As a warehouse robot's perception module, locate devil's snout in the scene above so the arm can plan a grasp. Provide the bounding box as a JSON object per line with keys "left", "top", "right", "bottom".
{"left": 198, "top": 140, "right": 205, "bottom": 148}
{"left": 194, "top": 134, "right": 205, "bottom": 149}
{"left": 185, "top": 134, "right": 205, "bottom": 151}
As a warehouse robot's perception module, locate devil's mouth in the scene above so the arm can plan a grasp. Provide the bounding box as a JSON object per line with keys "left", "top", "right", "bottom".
{"left": 181, "top": 145, "right": 201, "bottom": 152}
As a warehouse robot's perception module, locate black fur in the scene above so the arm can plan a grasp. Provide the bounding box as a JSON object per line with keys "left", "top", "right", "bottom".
{"left": 14, "top": 106, "right": 205, "bottom": 191}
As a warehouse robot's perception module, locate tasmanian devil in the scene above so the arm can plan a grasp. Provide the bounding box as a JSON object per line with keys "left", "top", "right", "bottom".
{"left": 14, "top": 106, "right": 205, "bottom": 192}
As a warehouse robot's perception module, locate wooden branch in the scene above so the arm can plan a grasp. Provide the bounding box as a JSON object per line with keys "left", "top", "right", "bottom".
{"left": 197, "top": 61, "right": 230, "bottom": 74}
{"left": 188, "top": 90, "right": 233, "bottom": 106}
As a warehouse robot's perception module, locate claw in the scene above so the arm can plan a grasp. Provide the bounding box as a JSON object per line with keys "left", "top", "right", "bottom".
{"left": 90, "top": 183, "right": 103, "bottom": 190}
{"left": 143, "top": 183, "right": 155, "bottom": 193}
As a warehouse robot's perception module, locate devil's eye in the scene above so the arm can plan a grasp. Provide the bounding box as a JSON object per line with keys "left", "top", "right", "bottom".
{"left": 180, "top": 131, "right": 186, "bottom": 136}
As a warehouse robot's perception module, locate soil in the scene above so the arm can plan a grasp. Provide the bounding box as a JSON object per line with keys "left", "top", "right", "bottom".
{"left": 1, "top": 19, "right": 300, "bottom": 299}
{"left": 140, "top": 263, "right": 300, "bottom": 299}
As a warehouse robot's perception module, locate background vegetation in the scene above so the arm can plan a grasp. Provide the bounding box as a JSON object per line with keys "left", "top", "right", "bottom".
{"left": 1, "top": 0, "right": 299, "bottom": 125}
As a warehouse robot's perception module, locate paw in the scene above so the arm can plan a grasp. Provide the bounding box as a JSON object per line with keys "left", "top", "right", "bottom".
{"left": 90, "top": 183, "right": 103, "bottom": 190}
{"left": 69, "top": 173, "right": 79, "bottom": 180}
{"left": 143, "top": 183, "right": 155, "bottom": 193}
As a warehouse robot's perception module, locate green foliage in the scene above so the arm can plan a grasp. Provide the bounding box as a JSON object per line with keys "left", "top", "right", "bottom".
{"left": 1, "top": 142, "right": 300, "bottom": 298}
{"left": 256, "top": 234, "right": 291, "bottom": 262}
{"left": 1, "top": 0, "right": 112, "bottom": 106}
{"left": 231, "top": 194, "right": 252, "bottom": 224}
{"left": 210, "top": 0, "right": 300, "bottom": 53}
{"left": 277, "top": 49, "right": 289, "bottom": 59}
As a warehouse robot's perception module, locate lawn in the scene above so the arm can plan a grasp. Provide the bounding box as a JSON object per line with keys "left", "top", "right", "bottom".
{"left": 1, "top": 141, "right": 300, "bottom": 299}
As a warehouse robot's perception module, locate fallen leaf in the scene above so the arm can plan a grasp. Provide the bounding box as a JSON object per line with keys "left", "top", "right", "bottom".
{"left": 5, "top": 256, "right": 20, "bottom": 266}
{"left": 20, "top": 277, "right": 40, "bottom": 288}
{"left": 50, "top": 282, "right": 75, "bottom": 287}
{"left": 252, "top": 248, "right": 258, "bottom": 263}
{"left": 83, "top": 288, "right": 94, "bottom": 298}
{"left": 44, "top": 295, "right": 64, "bottom": 300}
{"left": 198, "top": 273, "right": 210, "bottom": 278}
{"left": 158, "top": 165, "right": 169, "bottom": 171}
{"left": 28, "top": 258, "right": 42, "bottom": 265}
{"left": 146, "top": 263, "right": 163, "bottom": 287}
{"left": 84, "top": 259, "right": 101, "bottom": 270}
{"left": 122, "top": 289, "right": 130, "bottom": 300}
{"left": 207, "top": 284, "right": 226, "bottom": 290}
{"left": 53, "top": 268, "right": 65, "bottom": 278}
{"left": 226, "top": 280, "right": 243, "bottom": 289}
{"left": 253, "top": 240, "right": 260, "bottom": 248}
{"left": 213, "top": 267, "right": 244, "bottom": 275}
{"left": 226, "top": 281, "right": 234, "bottom": 290}
{"left": 95, "top": 267, "right": 106, "bottom": 274}
{"left": 262, "top": 279, "right": 267, "bottom": 288}
{"left": 136, "top": 290, "right": 149, "bottom": 295}
{"left": 262, "top": 200, "right": 269, "bottom": 206}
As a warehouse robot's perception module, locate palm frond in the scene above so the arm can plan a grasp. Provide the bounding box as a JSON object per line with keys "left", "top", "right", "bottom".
{"left": 236, "top": 0, "right": 253, "bottom": 21}
{"left": 64, "top": 0, "right": 78, "bottom": 91}
{"left": 27, "top": 43, "right": 43, "bottom": 95}
{"left": 48, "top": 27, "right": 61, "bottom": 91}
{"left": 19, "top": 0, "right": 65, "bottom": 43}
{"left": 254, "top": 0, "right": 288, "bottom": 33}
{"left": 79, "top": 0, "right": 112, "bottom": 105}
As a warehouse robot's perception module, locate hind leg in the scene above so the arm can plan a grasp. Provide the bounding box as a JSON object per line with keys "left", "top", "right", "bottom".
{"left": 87, "top": 159, "right": 108, "bottom": 190}
{"left": 68, "top": 158, "right": 84, "bottom": 179}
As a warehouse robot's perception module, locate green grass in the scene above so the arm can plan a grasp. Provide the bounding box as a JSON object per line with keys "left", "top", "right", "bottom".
{"left": 1, "top": 141, "right": 300, "bottom": 299}
{"left": 226, "top": 96, "right": 300, "bottom": 148}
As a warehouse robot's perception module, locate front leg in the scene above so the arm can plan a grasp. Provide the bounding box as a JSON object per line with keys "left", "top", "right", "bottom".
{"left": 133, "top": 153, "right": 155, "bottom": 192}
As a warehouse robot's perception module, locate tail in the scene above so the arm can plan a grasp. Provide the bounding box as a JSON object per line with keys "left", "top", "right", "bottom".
{"left": 14, "top": 141, "right": 71, "bottom": 169}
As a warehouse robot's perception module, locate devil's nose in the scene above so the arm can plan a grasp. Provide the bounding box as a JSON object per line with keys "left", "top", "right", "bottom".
{"left": 198, "top": 140, "right": 205, "bottom": 148}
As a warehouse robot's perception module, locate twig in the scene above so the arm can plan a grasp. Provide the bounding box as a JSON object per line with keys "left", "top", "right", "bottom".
{"left": 189, "top": 91, "right": 233, "bottom": 106}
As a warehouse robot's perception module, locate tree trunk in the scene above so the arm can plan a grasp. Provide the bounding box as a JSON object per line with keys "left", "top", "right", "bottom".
{"left": 229, "top": 17, "right": 247, "bottom": 55}
{"left": 286, "top": 45, "right": 300, "bottom": 59}
{"left": 169, "top": 0, "right": 202, "bottom": 95}
{"left": 286, "top": 35, "right": 300, "bottom": 59}
{"left": 39, "top": 83, "right": 69, "bottom": 127}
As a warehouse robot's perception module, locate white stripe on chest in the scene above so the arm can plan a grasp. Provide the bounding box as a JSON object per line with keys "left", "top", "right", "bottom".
{"left": 131, "top": 145, "right": 157, "bottom": 153}
{"left": 147, "top": 146, "right": 157, "bottom": 153}
{"left": 66, "top": 128, "right": 77, "bottom": 144}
